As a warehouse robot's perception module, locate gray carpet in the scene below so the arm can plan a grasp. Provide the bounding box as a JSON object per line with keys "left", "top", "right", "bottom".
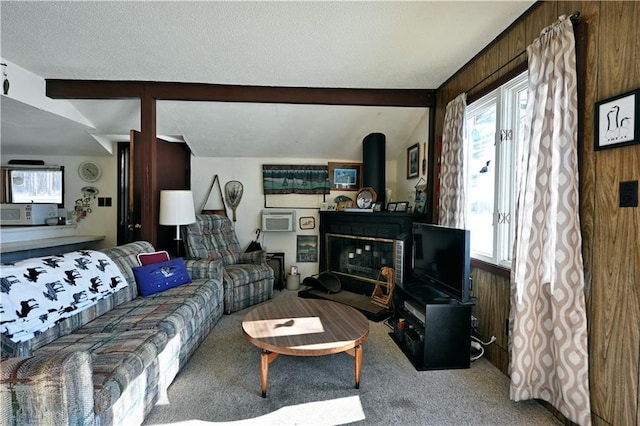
{"left": 144, "top": 290, "right": 559, "bottom": 425}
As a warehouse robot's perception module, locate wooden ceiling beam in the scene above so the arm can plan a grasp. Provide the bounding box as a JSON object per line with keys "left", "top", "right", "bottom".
{"left": 46, "top": 80, "right": 146, "bottom": 99}
{"left": 46, "top": 79, "right": 435, "bottom": 107}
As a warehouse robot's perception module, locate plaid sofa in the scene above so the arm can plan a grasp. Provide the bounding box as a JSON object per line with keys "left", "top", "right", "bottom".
{"left": 0, "top": 241, "right": 224, "bottom": 425}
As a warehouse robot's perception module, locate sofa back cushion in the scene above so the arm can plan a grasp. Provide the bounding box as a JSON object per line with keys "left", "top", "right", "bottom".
{"left": 100, "top": 241, "right": 158, "bottom": 298}
{"left": 182, "top": 215, "right": 241, "bottom": 265}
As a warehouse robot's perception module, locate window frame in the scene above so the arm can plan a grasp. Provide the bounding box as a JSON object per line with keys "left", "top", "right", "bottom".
{"left": 2, "top": 165, "right": 65, "bottom": 208}
{"left": 464, "top": 71, "right": 528, "bottom": 269}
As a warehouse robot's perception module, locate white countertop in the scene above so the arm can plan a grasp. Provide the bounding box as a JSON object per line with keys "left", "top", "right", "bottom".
{"left": 0, "top": 234, "right": 105, "bottom": 253}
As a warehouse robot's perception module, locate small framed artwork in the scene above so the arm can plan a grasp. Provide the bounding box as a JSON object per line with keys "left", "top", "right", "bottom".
{"left": 414, "top": 182, "right": 427, "bottom": 214}
{"left": 387, "top": 202, "right": 397, "bottom": 212}
{"left": 297, "top": 235, "right": 318, "bottom": 263}
{"left": 595, "top": 89, "right": 639, "bottom": 151}
{"left": 407, "top": 143, "right": 419, "bottom": 179}
{"left": 320, "top": 202, "right": 337, "bottom": 211}
{"left": 395, "top": 201, "right": 409, "bottom": 212}
{"left": 299, "top": 216, "right": 315, "bottom": 230}
{"left": 328, "top": 162, "right": 362, "bottom": 191}
{"left": 372, "top": 201, "right": 383, "bottom": 212}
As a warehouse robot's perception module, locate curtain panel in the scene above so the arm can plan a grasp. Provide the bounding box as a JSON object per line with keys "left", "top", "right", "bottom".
{"left": 438, "top": 93, "right": 467, "bottom": 228}
{"left": 510, "top": 15, "right": 590, "bottom": 425}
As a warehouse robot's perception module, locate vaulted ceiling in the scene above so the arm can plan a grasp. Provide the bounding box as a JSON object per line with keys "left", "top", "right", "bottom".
{"left": 0, "top": 1, "right": 536, "bottom": 161}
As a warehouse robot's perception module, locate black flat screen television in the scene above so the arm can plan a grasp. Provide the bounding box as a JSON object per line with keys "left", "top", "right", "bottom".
{"left": 411, "top": 222, "right": 471, "bottom": 303}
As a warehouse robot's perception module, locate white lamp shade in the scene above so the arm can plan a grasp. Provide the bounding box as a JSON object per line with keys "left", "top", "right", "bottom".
{"left": 159, "top": 190, "right": 196, "bottom": 225}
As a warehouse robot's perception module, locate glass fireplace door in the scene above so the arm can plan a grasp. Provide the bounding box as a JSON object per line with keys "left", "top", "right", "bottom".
{"left": 325, "top": 233, "right": 396, "bottom": 284}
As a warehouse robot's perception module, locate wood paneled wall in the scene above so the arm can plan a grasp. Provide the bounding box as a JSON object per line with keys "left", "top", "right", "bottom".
{"left": 432, "top": 2, "right": 640, "bottom": 425}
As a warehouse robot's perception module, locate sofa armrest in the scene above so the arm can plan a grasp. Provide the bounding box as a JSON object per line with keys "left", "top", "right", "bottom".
{"left": 238, "top": 250, "right": 267, "bottom": 264}
{"left": 0, "top": 350, "right": 94, "bottom": 425}
{"left": 184, "top": 257, "right": 224, "bottom": 282}
{"left": 1, "top": 334, "right": 32, "bottom": 359}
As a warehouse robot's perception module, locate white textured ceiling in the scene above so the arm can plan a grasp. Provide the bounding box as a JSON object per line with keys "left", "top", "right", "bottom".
{"left": 0, "top": 1, "right": 535, "bottom": 160}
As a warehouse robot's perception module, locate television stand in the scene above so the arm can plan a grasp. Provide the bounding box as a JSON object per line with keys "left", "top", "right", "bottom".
{"left": 390, "top": 281, "right": 475, "bottom": 370}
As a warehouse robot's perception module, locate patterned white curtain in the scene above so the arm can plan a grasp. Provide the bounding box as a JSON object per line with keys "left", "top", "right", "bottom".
{"left": 510, "top": 15, "right": 590, "bottom": 425}
{"left": 438, "top": 93, "right": 467, "bottom": 228}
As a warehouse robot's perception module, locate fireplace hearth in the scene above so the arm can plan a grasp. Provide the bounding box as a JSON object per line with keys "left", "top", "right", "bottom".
{"left": 298, "top": 211, "right": 423, "bottom": 321}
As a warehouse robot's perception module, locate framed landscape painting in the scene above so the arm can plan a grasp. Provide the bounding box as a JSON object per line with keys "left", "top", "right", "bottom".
{"left": 296, "top": 235, "right": 318, "bottom": 262}
{"left": 328, "top": 162, "right": 362, "bottom": 191}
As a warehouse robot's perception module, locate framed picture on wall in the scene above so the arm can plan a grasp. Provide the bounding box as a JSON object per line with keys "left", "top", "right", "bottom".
{"left": 299, "top": 216, "right": 315, "bottom": 230}
{"left": 395, "top": 201, "right": 409, "bottom": 212}
{"left": 296, "top": 235, "right": 318, "bottom": 263}
{"left": 328, "top": 162, "right": 362, "bottom": 191}
{"left": 320, "top": 202, "right": 337, "bottom": 211}
{"left": 414, "top": 182, "right": 427, "bottom": 214}
{"left": 595, "top": 89, "right": 639, "bottom": 151}
{"left": 407, "top": 143, "right": 419, "bottom": 179}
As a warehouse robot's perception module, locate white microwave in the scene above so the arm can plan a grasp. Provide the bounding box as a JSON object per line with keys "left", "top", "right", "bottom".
{"left": 0, "top": 203, "right": 58, "bottom": 225}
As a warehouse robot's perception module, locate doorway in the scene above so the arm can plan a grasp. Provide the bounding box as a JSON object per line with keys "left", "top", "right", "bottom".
{"left": 117, "top": 134, "right": 191, "bottom": 254}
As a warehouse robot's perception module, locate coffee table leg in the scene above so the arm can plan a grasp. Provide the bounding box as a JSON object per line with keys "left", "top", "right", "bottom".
{"left": 260, "top": 350, "right": 279, "bottom": 398}
{"left": 354, "top": 344, "right": 362, "bottom": 389}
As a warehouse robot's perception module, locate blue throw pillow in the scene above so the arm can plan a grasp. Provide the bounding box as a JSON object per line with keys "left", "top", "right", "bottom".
{"left": 133, "top": 257, "right": 191, "bottom": 297}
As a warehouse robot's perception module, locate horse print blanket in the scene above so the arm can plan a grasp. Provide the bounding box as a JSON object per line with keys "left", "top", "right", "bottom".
{"left": 0, "top": 250, "right": 128, "bottom": 343}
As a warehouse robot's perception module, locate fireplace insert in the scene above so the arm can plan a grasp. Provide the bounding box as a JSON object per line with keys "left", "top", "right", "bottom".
{"left": 299, "top": 211, "right": 416, "bottom": 321}
{"left": 325, "top": 233, "right": 403, "bottom": 285}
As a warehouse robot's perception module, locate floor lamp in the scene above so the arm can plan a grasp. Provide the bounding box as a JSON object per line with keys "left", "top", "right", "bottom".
{"left": 159, "top": 190, "right": 196, "bottom": 257}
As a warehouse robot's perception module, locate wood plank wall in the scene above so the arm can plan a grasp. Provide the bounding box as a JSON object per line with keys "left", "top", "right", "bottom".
{"left": 432, "top": 2, "right": 640, "bottom": 425}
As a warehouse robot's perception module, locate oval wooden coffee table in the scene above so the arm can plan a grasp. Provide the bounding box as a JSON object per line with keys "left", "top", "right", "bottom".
{"left": 242, "top": 297, "right": 369, "bottom": 398}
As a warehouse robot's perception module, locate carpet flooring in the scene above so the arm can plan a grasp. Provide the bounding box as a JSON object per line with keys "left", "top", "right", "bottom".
{"left": 143, "top": 289, "right": 559, "bottom": 425}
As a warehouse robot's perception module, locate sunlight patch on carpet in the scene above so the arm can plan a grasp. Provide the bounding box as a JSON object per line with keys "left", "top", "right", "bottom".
{"left": 152, "top": 395, "right": 365, "bottom": 425}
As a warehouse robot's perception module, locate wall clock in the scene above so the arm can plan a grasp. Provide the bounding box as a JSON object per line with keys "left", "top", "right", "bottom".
{"left": 78, "top": 161, "right": 101, "bottom": 182}
{"left": 356, "top": 187, "right": 377, "bottom": 209}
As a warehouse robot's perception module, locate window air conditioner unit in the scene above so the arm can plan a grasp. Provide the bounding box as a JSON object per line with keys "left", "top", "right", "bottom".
{"left": 262, "top": 210, "right": 295, "bottom": 232}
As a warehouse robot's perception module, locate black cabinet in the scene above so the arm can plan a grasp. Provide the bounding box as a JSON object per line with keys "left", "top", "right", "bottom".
{"left": 391, "top": 281, "right": 474, "bottom": 370}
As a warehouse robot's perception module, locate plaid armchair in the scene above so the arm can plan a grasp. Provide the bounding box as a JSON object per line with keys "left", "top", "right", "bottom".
{"left": 182, "top": 214, "right": 273, "bottom": 313}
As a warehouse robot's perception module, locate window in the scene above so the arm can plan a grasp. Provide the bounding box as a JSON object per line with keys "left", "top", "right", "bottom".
{"left": 2, "top": 166, "right": 65, "bottom": 207}
{"left": 464, "top": 72, "right": 527, "bottom": 267}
